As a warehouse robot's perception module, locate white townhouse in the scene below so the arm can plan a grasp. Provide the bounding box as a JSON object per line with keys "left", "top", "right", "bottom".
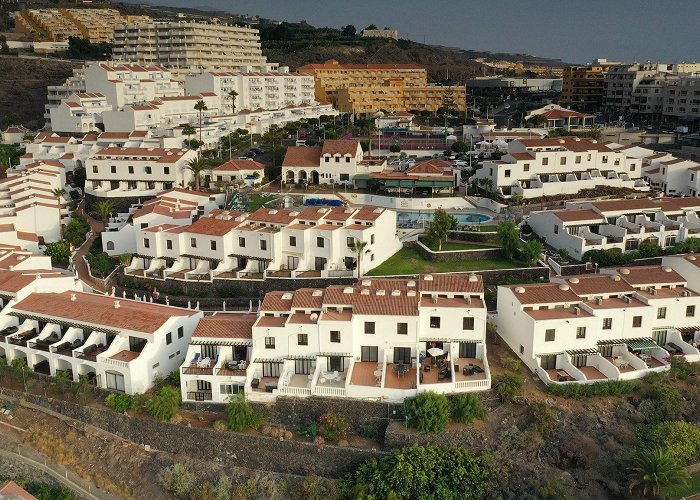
{"left": 209, "top": 159, "right": 265, "bottom": 187}
{"left": 180, "top": 274, "right": 490, "bottom": 403}
{"left": 101, "top": 188, "right": 225, "bottom": 257}
{"left": 497, "top": 267, "right": 700, "bottom": 386}
{"left": 528, "top": 197, "right": 700, "bottom": 260}
{"left": 49, "top": 92, "right": 113, "bottom": 134}
{"left": 85, "top": 146, "right": 197, "bottom": 199}
{"left": 282, "top": 140, "right": 386, "bottom": 187}
{"left": 184, "top": 66, "right": 316, "bottom": 112}
{"left": 524, "top": 104, "right": 595, "bottom": 131}
{"left": 126, "top": 205, "right": 401, "bottom": 281}
{"left": 663, "top": 253, "right": 700, "bottom": 344}
{"left": 473, "top": 137, "right": 648, "bottom": 199}
{"left": 0, "top": 290, "right": 202, "bottom": 394}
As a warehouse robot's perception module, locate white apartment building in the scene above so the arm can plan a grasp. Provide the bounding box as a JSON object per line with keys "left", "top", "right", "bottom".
{"left": 0, "top": 289, "right": 202, "bottom": 394}
{"left": 662, "top": 73, "right": 700, "bottom": 121}
{"left": 473, "top": 137, "right": 648, "bottom": 199}
{"left": 361, "top": 28, "right": 400, "bottom": 40}
{"left": 84, "top": 146, "right": 197, "bottom": 199}
{"left": 101, "top": 188, "right": 226, "bottom": 257}
{"left": 184, "top": 67, "right": 315, "bottom": 113}
{"left": 528, "top": 197, "right": 700, "bottom": 260}
{"left": 497, "top": 267, "right": 700, "bottom": 386}
{"left": 180, "top": 274, "right": 490, "bottom": 403}
{"left": 282, "top": 140, "right": 386, "bottom": 186}
{"left": 112, "top": 21, "right": 271, "bottom": 80}
{"left": 209, "top": 159, "right": 265, "bottom": 187}
{"left": 125, "top": 205, "right": 401, "bottom": 281}
{"left": 603, "top": 63, "right": 674, "bottom": 114}
{"left": 49, "top": 92, "right": 112, "bottom": 134}
{"left": 629, "top": 73, "right": 677, "bottom": 119}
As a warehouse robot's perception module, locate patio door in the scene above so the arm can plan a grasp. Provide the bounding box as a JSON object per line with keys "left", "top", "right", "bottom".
{"left": 327, "top": 356, "right": 344, "bottom": 372}
{"left": 394, "top": 347, "right": 411, "bottom": 365}
{"left": 459, "top": 342, "right": 477, "bottom": 358}
{"left": 105, "top": 371, "right": 125, "bottom": 392}
{"left": 652, "top": 330, "right": 668, "bottom": 347}
{"left": 361, "top": 346, "right": 378, "bottom": 362}
{"left": 295, "top": 359, "right": 313, "bottom": 374}
{"left": 201, "top": 345, "right": 217, "bottom": 360}
{"left": 571, "top": 354, "right": 587, "bottom": 368}
{"left": 263, "top": 362, "right": 281, "bottom": 377}
{"left": 287, "top": 256, "right": 299, "bottom": 270}
{"left": 540, "top": 354, "right": 557, "bottom": 370}
{"left": 315, "top": 257, "right": 327, "bottom": 271}
{"left": 598, "top": 344, "right": 614, "bottom": 358}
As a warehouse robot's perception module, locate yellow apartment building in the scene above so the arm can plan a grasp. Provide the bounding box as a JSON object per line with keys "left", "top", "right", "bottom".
{"left": 562, "top": 59, "right": 621, "bottom": 111}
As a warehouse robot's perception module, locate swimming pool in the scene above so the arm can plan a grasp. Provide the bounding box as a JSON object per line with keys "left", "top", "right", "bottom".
{"left": 397, "top": 212, "right": 491, "bottom": 224}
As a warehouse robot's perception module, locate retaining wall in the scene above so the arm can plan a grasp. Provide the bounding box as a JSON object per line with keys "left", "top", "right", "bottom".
{"left": 415, "top": 240, "right": 503, "bottom": 261}
{"left": 448, "top": 230, "right": 499, "bottom": 244}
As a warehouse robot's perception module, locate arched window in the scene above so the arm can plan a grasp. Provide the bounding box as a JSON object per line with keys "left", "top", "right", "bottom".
{"left": 106, "top": 241, "right": 115, "bottom": 251}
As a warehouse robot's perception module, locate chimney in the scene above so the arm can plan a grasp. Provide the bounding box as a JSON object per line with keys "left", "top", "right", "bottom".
{"left": 114, "top": 300, "right": 121, "bottom": 309}
{"left": 573, "top": 306, "right": 580, "bottom": 315}
{"left": 596, "top": 297, "right": 603, "bottom": 305}
{"left": 70, "top": 293, "right": 77, "bottom": 301}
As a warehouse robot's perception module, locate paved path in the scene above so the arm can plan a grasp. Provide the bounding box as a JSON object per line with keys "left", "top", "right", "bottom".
{"left": 71, "top": 201, "right": 105, "bottom": 293}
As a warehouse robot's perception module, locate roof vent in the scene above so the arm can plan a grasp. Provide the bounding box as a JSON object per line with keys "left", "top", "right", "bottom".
{"left": 407, "top": 280, "right": 416, "bottom": 287}
{"left": 312, "top": 289, "right": 322, "bottom": 297}
{"left": 611, "top": 275, "right": 621, "bottom": 281}
{"left": 468, "top": 273, "right": 478, "bottom": 282}
{"left": 573, "top": 306, "right": 580, "bottom": 315}
{"left": 683, "top": 290, "right": 691, "bottom": 297}
{"left": 596, "top": 297, "right": 603, "bottom": 305}
{"left": 70, "top": 293, "right": 77, "bottom": 301}
{"left": 650, "top": 288, "right": 657, "bottom": 295}
{"left": 558, "top": 283, "right": 570, "bottom": 291}
{"left": 663, "top": 266, "right": 673, "bottom": 272}
{"left": 620, "top": 268, "right": 630, "bottom": 275}
{"left": 391, "top": 289, "right": 400, "bottom": 296}
{"left": 623, "top": 295, "right": 632, "bottom": 303}
{"left": 407, "top": 290, "right": 416, "bottom": 297}
{"left": 310, "top": 313, "right": 318, "bottom": 322}
{"left": 282, "top": 292, "right": 293, "bottom": 300}
{"left": 376, "top": 289, "right": 385, "bottom": 296}
{"left": 361, "top": 289, "right": 370, "bottom": 295}
{"left": 362, "top": 279, "right": 371, "bottom": 286}
{"left": 114, "top": 300, "right": 121, "bottom": 309}
{"left": 688, "top": 255, "right": 697, "bottom": 261}
{"left": 424, "top": 274, "right": 433, "bottom": 281}
{"left": 343, "top": 287, "right": 353, "bottom": 294}
{"left": 569, "top": 277, "right": 579, "bottom": 284}
{"left": 515, "top": 287, "right": 525, "bottom": 294}
{"left": 268, "top": 209, "right": 278, "bottom": 215}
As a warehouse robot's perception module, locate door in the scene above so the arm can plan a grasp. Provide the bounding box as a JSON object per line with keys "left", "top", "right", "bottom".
{"left": 361, "top": 346, "right": 378, "bottom": 362}
{"left": 314, "top": 257, "right": 327, "bottom": 271}
{"left": 287, "top": 256, "right": 299, "bottom": 270}
{"left": 653, "top": 330, "right": 668, "bottom": 347}
{"left": 599, "top": 344, "right": 613, "bottom": 358}
{"left": 571, "top": 354, "right": 587, "bottom": 368}
{"left": 394, "top": 347, "right": 411, "bottom": 365}
{"left": 295, "top": 359, "right": 313, "bottom": 375}
{"left": 263, "top": 362, "right": 281, "bottom": 377}
{"left": 540, "top": 354, "right": 557, "bottom": 370}
{"left": 328, "top": 356, "right": 344, "bottom": 372}
{"left": 459, "top": 342, "right": 477, "bottom": 359}
{"left": 345, "top": 257, "right": 356, "bottom": 270}
{"left": 105, "top": 371, "right": 125, "bottom": 392}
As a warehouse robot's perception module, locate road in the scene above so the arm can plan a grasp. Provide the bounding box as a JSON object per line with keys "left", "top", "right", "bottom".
{"left": 71, "top": 201, "right": 105, "bottom": 292}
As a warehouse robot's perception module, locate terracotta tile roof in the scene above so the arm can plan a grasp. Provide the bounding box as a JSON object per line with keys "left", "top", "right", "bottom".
{"left": 186, "top": 216, "right": 242, "bottom": 236}
{"left": 213, "top": 159, "right": 265, "bottom": 172}
{"left": 345, "top": 223, "right": 369, "bottom": 231}
{"left": 319, "top": 310, "right": 353, "bottom": 321}
{"left": 518, "top": 137, "right": 613, "bottom": 153}
{"left": 561, "top": 274, "right": 635, "bottom": 296}
{"left": 617, "top": 265, "right": 686, "bottom": 286}
{"left": 539, "top": 109, "right": 594, "bottom": 119}
{"left": 192, "top": 313, "right": 256, "bottom": 339}
{"left": 551, "top": 209, "right": 605, "bottom": 223}
{"left": 509, "top": 152, "right": 535, "bottom": 161}
{"left": 288, "top": 313, "right": 317, "bottom": 324}
{"left": 255, "top": 316, "right": 288, "bottom": 327}
{"left": 12, "top": 291, "right": 197, "bottom": 334}
{"left": 314, "top": 224, "right": 342, "bottom": 231}
{"left": 591, "top": 198, "right": 657, "bottom": 212}
{"left": 16, "top": 231, "right": 39, "bottom": 242}
{"left": 583, "top": 296, "right": 647, "bottom": 309}
{"left": 419, "top": 297, "right": 485, "bottom": 309}
{"left": 247, "top": 208, "right": 298, "bottom": 225}
{"left": 94, "top": 147, "right": 190, "bottom": 163}
{"left": 654, "top": 197, "right": 700, "bottom": 212}
{"left": 296, "top": 206, "right": 333, "bottom": 221}
{"left": 353, "top": 206, "right": 386, "bottom": 221}
{"left": 0, "top": 270, "right": 60, "bottom": 294}
{"left": 407, "top": 159, "right": 452, "bottom": 176}
{"left": 321, "top": 207, "right": 355, "bottom": 221}
{"left": 321, "top": 139, "right": 360, "bottom": 157}
{"left": 506, "top": 283, "right": 581, "bottom": 305}
{"left": 282, "top": 146, "right": 322, "bottom": 167}
{"left": 636, "top": 287, "right": 698, "bottom": 299}
{"left": 260, "top": 291, "right": 293, "bottom": 312}
{"left": 0, "top": 481, "right": 37, "bottom": 500}
{"left": 419, "top": 274, "right": 483, "bottom": 293}
{"left": 290, "top": 288, "right": 324, "bottom": 309}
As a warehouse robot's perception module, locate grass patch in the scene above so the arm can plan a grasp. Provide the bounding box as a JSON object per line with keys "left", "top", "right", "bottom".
{"left": 667, "top": 473, "right": 700, "bottom": 499}
{"left": 246, "top": 193, "right": 278, "bottom": 212}
{"left": 367, "top": 247, "right": 526, "bottom": 276}
{"left": 421, "top": 240, "right": 500, "bottom": 251}
{"left": 472, "top": 225, "right": 498, "bottom": 232}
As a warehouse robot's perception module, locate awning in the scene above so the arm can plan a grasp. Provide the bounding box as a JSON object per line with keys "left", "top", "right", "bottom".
{"left": 228, "top": 253, "right": 273, "bottom": 262}
{"left": 318, "top": 352, "right": 351, "bottom": 357}
{"left": 565, "top": 348, "right": 599, "bottom": 355}
{"left": 134, "top": 253, "right": 156, "bottom": 259}
{"left": 285, "top": 354, "right": 317, "bottom": 360}
{"left": 253, "top": 358, "right": 284, "bottom": 363}
{"left": 181, "top": 254, "right": 222, "bottom": 263}
{"left": 627, "top": 338, "right": 658, "bottom": 350}
{"left": 8, "top": 312, "right": 119, "bottom": 334}
{"left": 676, "top": 326, "right": 700, "bottom": 333}
{"left": 191, "top": 339, "right": 252, "bottom": 346}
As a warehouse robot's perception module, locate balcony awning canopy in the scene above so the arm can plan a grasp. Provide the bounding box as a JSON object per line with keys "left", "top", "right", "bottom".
{"left": 677, "top": 326, "right": 700, "bottom": 333}
{"left": 8, "top": 312, "right": 119, "bottom": 335}
{"left": 228, "top": 253, "right": 273, "bottom": 262}
{"left": 626, "top": 338, "right": 658, "bottom": 350}
{"left": 191, "top": 339, "right": 252, "bottom": 346}
{"left": 318, "top": 352, "right": 351, "bottom": 357}
{"left": 565, "top": 348, "right": 598, "bottom": 355}
{"left": 134, "top": 253, "right": 156, "bottom": 259}
{"left": 253, "top": 357, "right": 284, "bottom": 363}
{"left": 181, "top": 253, "right": 222, "bottom": 262}
{"left": 285, "top": 354, "right": 317, "bottom": 360}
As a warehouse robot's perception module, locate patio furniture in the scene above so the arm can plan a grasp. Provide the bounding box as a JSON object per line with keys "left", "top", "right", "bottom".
{"left": 454, "top": 364, "right": 459, "bottom": 374}
{"left": 251, "top": 378, "right": 260, "bottom": 389}
{"left": 423, "top": 364, "right": 431, "bottom": 372}
{"left": 1, "top": 326, "right": 18, "bottom": 335}
{"left": 437, "top": 369, "right": 449, "bottom": 380}
{"left": 191, "top": 353, "right": 201, "bottom": 365}
{"left": 463, "top": 366, "right": 473, "bottom": 376}
{"left": 667, "top": 342, "right": 684, "bottom": 354}
{"left": 472, "top": 365, "right": 484, "bottom": 374}
{"left": 197, "top": 357, "right": 211, "bottom": 368}
{"left": 265, "top": 382, "right": 278, "bottom": 393}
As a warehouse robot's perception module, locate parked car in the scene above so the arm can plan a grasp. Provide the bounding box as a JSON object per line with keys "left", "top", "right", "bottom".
{"left": 250, "top": 147, "right": 265, "bottom": 155}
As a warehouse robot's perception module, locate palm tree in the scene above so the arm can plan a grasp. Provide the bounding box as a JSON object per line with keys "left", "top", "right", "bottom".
{"left": 194, "top": 100, "right": 208, "bottom": 155}
{"left": 118, "top": 253, "right": 133, "bottom": 267}
{"left": 94, "top": 200, "right": 114, "bottom": 224}
{"left": 227, "top": 90, "right": 238, "bottom": 114}
{"left": 51, "top": 187, "right": 67, "bottom": 237}
{"left": 185, "top": 157, "right": 208, "bottom": 191}
{"left": 262, "top": 125, "right": 285, "bottom": 167}
{"left": 181, "top": 123, "right": 196, "bottom": 148}
{"left": 349, "top": 239, "right": 368, "bottom": 277}
{"left": 496, "top": 221, "right": 520, "bottom": 260}
{"left": 628, "top": 446, "right": 690, "bottom": 499}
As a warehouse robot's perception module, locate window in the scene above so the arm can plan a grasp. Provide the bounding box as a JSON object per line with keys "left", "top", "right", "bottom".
{"left": 633, "top": 316, "right": 642, "bottom": 327}
{"left": 208, "top": 240, "right": 215, "bottom": 251}
{"left": 602, "top": 156, "right": 608, "bottom": 164}
{"left": 145, "top": 166, "right": 152, "bottom": 174}
{"left": 128, "top": 165, "right": 134, "bottom": 174}
{"left": 542, "top": 157, "right": 549, "bottom": 166}
{"left": 397, "top": 322, "right": 408, "bottom": 335}
{"left": 177, "top": 326, "right": 184, "bottom": 339}
{"left": 105, "top": 371, "right": 125, "bottom": 392}
{"left": 289, "top": 236, "right": 296, "bottom": 246}
{"left": 361, "top": 346, "right": 378, "bottom": 362}
{"left": 520, "top": 345, "right": 524, "bottom": 355}
{"left": 463, "top": 317, "right": 474, "bottom": 330}
{"left": 317, "top": 237, "right": 324, "bottom": 248}
{"left": 575, "top": 156, "right": 581, "bottom": 164}
{"left": 345, "top": 156, "right": 351, "bottom": 163}
{"left": 144, "top": 238, "right": 152, "bottom": 249}
{"left": 190, "top": 238, "right": 197, "bottom": 248}
{"left": 340, "top": 173, "right": 349, "bottom": 181}
{"left": 560, "top": 157, "right": 566, "bottom": 165}
{"left": 505, "top": 169, "right": 511, "bottom": 178}
{"left": 603, "top": 318, "right": 612, "bottom": 330}
{"left": 576, "top": 327, "right": 586, "bottom": 339}
{"left": 166, "top": 240, "right": 173, "bottom": 250}
{"left": 297, "top": 333, "right": 308, "bottom": 346}
{"left": 364, "top": 321, "right": 375, "bottom": 334}
{"left": 264, "top": 337, "right": 275, "bottom": 349}
{"left": 92, "top": 165, "right": 98, "bottom": 173}
{"left": 260, "top": 240, "right": 267, "bottom": 250}
{"left": 687, "top": 305, "right": 696, "bottom": 317}
{"left": 166, "top": 332, "right": 172, "bottom": 345}
{"left": 430, "top": 316, "right": 440, "bottom": 328}
{"left": 346, "top": 237, "right": 354, "bottom": 246}
{"left": 554, "top": 224, "right": 559, "bottom": 235}
{"left": 239, "top": 237, "right": 245, "bottom": 247}
{"left": 657, "top": 307, "right": 667, "bottom": 319}
{"left": 325, "top": 156, "right": 329, "bottom": 163}
{"left": 524, "top": 163, "right": 529, "bottom": 172}
{"left": 330, "top": 331, "right": 341, "bottom": 343}
{"left": 164, "top": 167, "right": 170, "bottom": 175}
{"left": 110, "top": 165, "right": 117, "bottom": 174}
{"left": 335, "top": 156, "right": 340, "bottom": 163}
{"left": 545, "top": 329, "right": 555, "bottom": 342}
{"left": 371, "top": 234, "right": 375, "bottom": 244}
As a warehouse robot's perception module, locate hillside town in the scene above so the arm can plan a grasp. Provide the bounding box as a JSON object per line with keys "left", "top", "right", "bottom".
{"left": 0, "top": 2, "right": 699, "bottom": 499}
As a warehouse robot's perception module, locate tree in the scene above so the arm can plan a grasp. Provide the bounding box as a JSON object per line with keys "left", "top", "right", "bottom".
{"left": 194, "top": 100, "right": 208, "bottom": 154}
{"left": 341, "top": 25, "right": 356, "bottom": 37}
{"left": 44, "top": 241, "right": 71, "bottom": 265}
{"left": 627, "top": 446, "right": 690, "bottom": 500}
{"left": 185, "top": 157, "right": 208, "bottom": 191}
{"left": 638, "top": 240, "right": 662, "bottom": 258}
{"left": 348, "top": 239, "right": 368, "bottom": 277}
{"left": 181, "top": 123, "right": 196, "bottom": 148}
{"left": 407, "top": 391, "right": 451, "bottom": 433}
{"left": 637, "top": 421, "right": 700, "bottom": 466}
{"left": 427, "top": 208, "right": 454, "bottom": 251}
{"left": 227, "top": 89, "right": 238, "bottom": 114}
{"left": 364, "top": 24, "right": 378, "bottom": 31}
{"left": 450, "top": 394, "right": 487, "bottom": 424}
{"left": 521, "top": 239, "right": 544, "bottom": 266}
{"left": 94, "top": 200, "right": 114, "bottom": 223}
{"left": 146, "top": 385, "right": 181, "bottom": 421}
{"left": 261, "top": 124, "right": 285, "bottom": 168}
{"left": 389, "top": 144, "right": 401, "bottom": 153}
{"left": 225, "top": 394, "right": 263, "bottom": 431}
{"left": 51, "top": 187, "right": 67, "bottom": 237}
{"left": 451, "top": 141, "right": 469, "bottom": 153}
{"left": 496, "top": 221, "right": 520, "bottom": 260}
{"left": 441, "top": 88, "right": 457, "bottom": 117}
{"left": 525, "top": 114, "right": 548, "bottom": 128}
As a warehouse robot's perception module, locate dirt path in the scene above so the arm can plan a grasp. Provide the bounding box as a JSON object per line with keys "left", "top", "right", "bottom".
{"left": 71, "top": 200, "right": 105, "bottom": 293}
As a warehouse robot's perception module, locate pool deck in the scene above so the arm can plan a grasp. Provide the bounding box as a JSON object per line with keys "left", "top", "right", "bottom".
{"left": 395, "top": 207, "right": 497, "bottom": 223}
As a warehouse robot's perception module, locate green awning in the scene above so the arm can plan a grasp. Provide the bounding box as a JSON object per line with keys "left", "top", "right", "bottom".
{"left": 627, "top": 339, "right": 658, "bottom": 350}
{"left": 415, "top": 180, "right": 453, "bottom": 187}
{"left": 353, "top": 174, "right": 373, "bottom": 180}
{"left": 385, "top": 180, "right": 414, "bottom": 187}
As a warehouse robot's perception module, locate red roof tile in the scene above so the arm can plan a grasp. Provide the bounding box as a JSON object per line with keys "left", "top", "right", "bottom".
{"left": 192, "top": 314, "right": 256, "bottom": 339}
{"left": 282, "top": 146, "right": 322, "bottom": 168}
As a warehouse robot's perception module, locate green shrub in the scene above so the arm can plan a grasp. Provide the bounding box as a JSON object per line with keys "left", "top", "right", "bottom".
{"left": 637, "top": 421, "right": 700, "bottom": 466}
{"left": 493, "top": 373, "right": 523, "bottom": 402}
{"left": 450, "top": 394, "right": 487, "bottom": 424}
{"left": 670, "top": 357, "right": 700, "bottom": 380}
{"left": 157, "top": 463, "right": 197, "bottom": 499}
{"left": 501, "top": 356, "right": 522, "bottom": 373}
{"left": 639, "top": 381, "right": 681, "bottom": 423}
{"left": 131, "top": 393, "right": 150, "bottom": 412}
{"left": 360, "top": 425, "right": 377, "bottom": 439}
{"left": 225, "top": 395, "right": 263, "bottom": 431}
{"left": 545, "top": 379, "right": 640, "bottom": 398}
{"left": 105, "top": 393, "right": 133, "bottom": 412}
{"left": 146, "top": 386, "right": 181, "bottom": 421}
{"left": 407, "top": 391, "right": 451, "bottom": 433}
{"left": 529, "top": 402, "right": 559, "bottom": 438}
{"left": 297, "top": 422, "right": 319, "bottom": 438}
{"left": 44, "top": 241, "right": 71, "bottom": 264}
{"left": 319, "top": 411, "right": 349, "bottom": 442}
{"left": 292, "top": 474, "right": 340, "bottom": 500}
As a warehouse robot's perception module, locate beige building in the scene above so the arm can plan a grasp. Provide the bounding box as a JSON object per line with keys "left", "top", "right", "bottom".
{"left": 603, "top": 62, "right": 674, "bottom": 114}
{"left": 298, "top": 59, "right": 465, "bottom": 116}
{"left": 561, "top": 59, "right": 621, "bottom": 111}
{"left": 361, "top": 28, "right": 400, "bottom": 40}
{"left": 112, "top": 21, "right": 271, "bottom": 79}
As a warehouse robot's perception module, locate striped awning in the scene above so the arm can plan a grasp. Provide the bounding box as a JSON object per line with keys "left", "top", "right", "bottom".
{"left": 565, "top": 348, "right": 599, "bottom": 355}
{"left": 627, "top": 338, "right": 658, "bottom": 350}
{"left": 677, "top": 326, "right": 700, "bottom": 333}
{"left": 191, "top": 339, "right": 252, "bottom": 346}
{"left": 285, "top": 354, "right": 317, "bottom": 360}
{"left": 318, "top": 352, "right": 351, "bottom": 357}
{"left": 597, "top": 339, "right": 628, "bottom": 346}
{"left": 134, "top": 253, "right": 156, "bottom": 259}
{"left": 253, "top": 358, "right": 284, "bottom": 363}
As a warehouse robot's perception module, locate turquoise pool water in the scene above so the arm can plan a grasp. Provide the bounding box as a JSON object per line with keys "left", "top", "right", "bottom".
{"left": 397, "top": 212, "right": 491, "bottom": 223}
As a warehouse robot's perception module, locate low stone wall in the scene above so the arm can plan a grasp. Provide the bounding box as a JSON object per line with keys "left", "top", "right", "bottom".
{"left": 0, "top": 456, "right": 65, "bottom": 490}
{"left": 480, "top": 266, "right": 549, "bottom": 286}
{"left": 0, "top": 388, "right": 384, "bottom": 478}
{"left": 415, "top": 241, "right": 503, "bottom": 261}
{"left": 384, "top": 420, "right": 485, "bottom": 450}
{"left": 448, "top": 230, "right": 499, "bottom": 244}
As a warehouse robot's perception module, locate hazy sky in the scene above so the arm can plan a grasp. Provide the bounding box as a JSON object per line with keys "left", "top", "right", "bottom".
{"left": 126, "top": 0, "right": 700, "bottom": 64}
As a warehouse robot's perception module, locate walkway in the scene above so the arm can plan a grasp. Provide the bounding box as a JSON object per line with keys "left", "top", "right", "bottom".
{"left": 71, "top": 200, "right": 105, "bottom": 292}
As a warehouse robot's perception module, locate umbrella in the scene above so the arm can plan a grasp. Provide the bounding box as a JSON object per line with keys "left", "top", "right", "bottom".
{"left": 428, "top": 347, "right": 445, "bottom": 357}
